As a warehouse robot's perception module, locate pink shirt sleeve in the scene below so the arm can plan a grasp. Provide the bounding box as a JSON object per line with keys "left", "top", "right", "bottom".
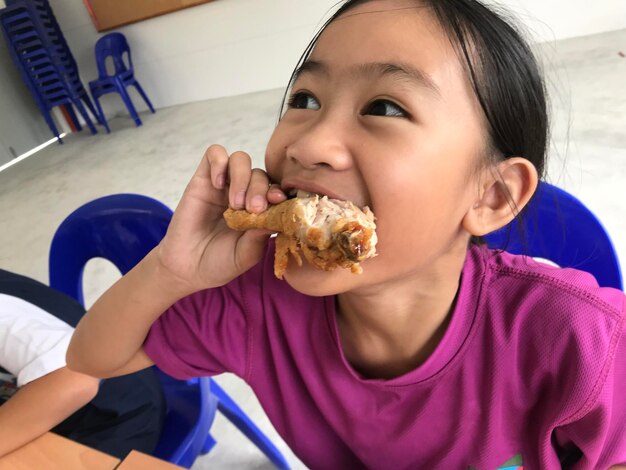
{"left": 554, "top": 300, "right": 626, "bottom": 468}
{"left": 143, "top": 275, "right": 252, "bottom": 381}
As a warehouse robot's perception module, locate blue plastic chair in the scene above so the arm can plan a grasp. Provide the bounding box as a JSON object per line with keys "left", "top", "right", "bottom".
{"left": 48, "top": 194, "right": 290, "bottom": 469}
{"left": 88, "top": 32, "right": 155, "bottom": 132}
{"left": 484, "top": 181, "right": 623, "bottom": 290}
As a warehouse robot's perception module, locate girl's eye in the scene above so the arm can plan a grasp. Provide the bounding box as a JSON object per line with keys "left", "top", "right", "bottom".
{"left": 288, "top": 92, "right": 320, "bottom": 110}
{"left": 364, "top": 100, "right": 407, "bottom": 117}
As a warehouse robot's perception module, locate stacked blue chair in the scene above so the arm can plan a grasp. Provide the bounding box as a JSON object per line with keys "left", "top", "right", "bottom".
{"left": 89, "top": 32, "right": 155, "bottom": 132}
{"left": 49, "top": 194, "right": 290, "bottom": 469}
{"left": 0, "top": 1, "right": 99, "bottom": 141}
{"left": 21, "top": 0, "right": 102, "bottom": 130}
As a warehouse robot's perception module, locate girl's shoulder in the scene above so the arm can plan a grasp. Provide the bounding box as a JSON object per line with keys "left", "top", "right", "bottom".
{"left": 464, "top": 246, "right": 626, "bottom": 439}
{"left": 474, "top": 244, "right": 624, "bottom": 320}
{"left": 471, "top": 245, "right": 625, "bottom": 396}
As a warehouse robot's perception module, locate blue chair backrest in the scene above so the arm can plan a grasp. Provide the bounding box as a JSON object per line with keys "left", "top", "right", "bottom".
{"left": 94, "top": 32, "right": 132, "bottom": 78}
{"left": 484, "top": 182, "right": 623, "bottom": 290}
{"left": 49, "top": 193, "right": 171, "bottom": 306}
{"left": 48, "top": 193, "right": 219, "bottom": 468}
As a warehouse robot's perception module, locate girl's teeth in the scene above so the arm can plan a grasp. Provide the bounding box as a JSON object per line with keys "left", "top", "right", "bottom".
{"left": 297, "top": 190, "right": 316, "bottom": 198}
{"left": 286, "top": 188, "right": 320, "bottom": 198}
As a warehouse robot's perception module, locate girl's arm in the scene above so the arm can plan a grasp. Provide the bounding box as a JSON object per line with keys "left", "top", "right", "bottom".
{"left": 67, "top": 145, "right": 286, "bottom": 378}
{"left": 66, "top": 250, "right": 183, "bottom": 377}
{"left": 0, "top": 367, "right": 98, "bottom": 457}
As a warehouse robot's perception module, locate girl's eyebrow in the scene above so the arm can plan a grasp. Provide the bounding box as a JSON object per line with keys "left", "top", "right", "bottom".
{"left": 293, "top": 60, "right": 441, "bottom": 98}
{"left": 293, "top": 60, "right": 327, "bottom": 81}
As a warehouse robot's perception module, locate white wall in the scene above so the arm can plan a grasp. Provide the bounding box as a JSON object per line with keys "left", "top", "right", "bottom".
{"left": 49, "top": 0, "right": 341, "bottom": 116}
{"left": 491, "top": 0, "right": 626, "bottom": 42}
{"left": 49, "top": 0, "right": 626, "bottom": 116}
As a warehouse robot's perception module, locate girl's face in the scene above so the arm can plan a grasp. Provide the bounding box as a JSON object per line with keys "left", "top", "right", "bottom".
{"left": 265, "top": 0, "right": 489, "bottom": 296}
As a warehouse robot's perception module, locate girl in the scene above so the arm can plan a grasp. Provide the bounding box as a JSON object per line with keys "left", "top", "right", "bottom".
{"left": 67, "top": 0, "right": 626, "bottom": 468}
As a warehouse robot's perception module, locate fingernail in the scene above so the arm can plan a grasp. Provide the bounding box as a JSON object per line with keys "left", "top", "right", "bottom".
{"left": 235, "top": 191, "right": 246, "bottom": 208}
{"left": 250, "top": 195, "right": 266, "bottom": 211}
{"left": 269, "top": 186, "right": 287, "bottom": 199}
{"left": 216, "top": 174, "right": 225, "bottom": 189}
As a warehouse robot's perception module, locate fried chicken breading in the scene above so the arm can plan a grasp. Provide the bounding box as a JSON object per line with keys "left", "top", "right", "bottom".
{"left": 223, "top": 196, "right": 377, "bottom": 279}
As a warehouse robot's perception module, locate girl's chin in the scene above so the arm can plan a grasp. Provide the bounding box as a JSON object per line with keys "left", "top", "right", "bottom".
{"left": 282, "top": 263, "right": 356, "bottom": 297}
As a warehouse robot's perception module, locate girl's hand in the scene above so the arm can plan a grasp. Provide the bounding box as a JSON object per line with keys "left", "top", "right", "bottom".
{"left": 154, "top": 145, "right": 287, "bottom": 294}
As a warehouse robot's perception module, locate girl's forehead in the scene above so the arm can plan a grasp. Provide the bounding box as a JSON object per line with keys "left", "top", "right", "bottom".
{"left": 309, "top": 1, "right": 460, "bottom": 83}
{"left": 341, "top": 0, "right": 427, "bottom": 15}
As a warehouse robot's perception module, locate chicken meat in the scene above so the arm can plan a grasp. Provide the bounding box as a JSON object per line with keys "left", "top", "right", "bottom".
{"left": 223, "top": 195, "right": 377, "bottom": 279}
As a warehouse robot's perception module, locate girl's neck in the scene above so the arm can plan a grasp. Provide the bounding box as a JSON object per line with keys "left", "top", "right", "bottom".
{"left": 336, "top": 246, "right": 468, "bottom": 380}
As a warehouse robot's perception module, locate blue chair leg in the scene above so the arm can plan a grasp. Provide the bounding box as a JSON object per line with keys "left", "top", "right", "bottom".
{"left": 201, "top": 433, "right": 217, "bottom": 455}
{"left": 210, "top": 380, "right": 290, "bottom": 470}
{"left": 42, "top": 108, "right": 63, "bottom": 143}
{"left": 82, "top": 92, "right": 104, "bottom": 127}
{"left": 64, "top": 104, "right": 82, "bottom": 132}
{"left": 132, "top": 80, "right": 155, "bottom": 113}
{"left": 115, "top": 79, "right": 142, "bottom": 126}
{"left": 90, "top": 89, "right": 110, "bottom": 133}
{"left": 72, "top": 99, "right": 98, "bottom": 135}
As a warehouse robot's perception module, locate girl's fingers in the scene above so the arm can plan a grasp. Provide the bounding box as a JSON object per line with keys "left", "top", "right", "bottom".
{"left": 267, "top": 184, "right": 288, "bottom": 205}
{"left": 246, "top": 169, "right": 271, "bottom": 213}
{"left": 204, "top": 146, "right": 285, "bottom": 212}
{"left": 228, "top": 151, "right": 252, "bottom": 209}
{"left": 205, "top": 144, "right": 229, "bottom": 189}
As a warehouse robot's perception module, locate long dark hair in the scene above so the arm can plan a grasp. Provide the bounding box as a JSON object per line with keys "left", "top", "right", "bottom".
{"left": 280, "top": 0, "right": 549, "bottom": 180}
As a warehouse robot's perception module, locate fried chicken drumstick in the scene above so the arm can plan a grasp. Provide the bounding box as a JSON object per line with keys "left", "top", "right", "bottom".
{"left": 223, "top": 195, "right": 377, "bottom": 279}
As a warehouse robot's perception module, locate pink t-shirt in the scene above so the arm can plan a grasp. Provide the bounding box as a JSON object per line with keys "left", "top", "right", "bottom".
{"left": 144, "top": 243, "right": 626, "bottom": 469}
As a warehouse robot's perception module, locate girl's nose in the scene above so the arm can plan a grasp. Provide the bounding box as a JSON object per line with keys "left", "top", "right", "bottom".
{"left": 286, "top": 117, "right": 352, "bottom": 171}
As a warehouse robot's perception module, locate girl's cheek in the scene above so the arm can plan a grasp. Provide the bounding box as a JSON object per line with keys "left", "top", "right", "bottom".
{"left": 264, "top": 141, "right": 279, "bottom": 171}
{"left": 265, "top": 133, "right": 286, "bottom": 169}
{"left": 264, "top": 151, "right": 280, "bottom": 178}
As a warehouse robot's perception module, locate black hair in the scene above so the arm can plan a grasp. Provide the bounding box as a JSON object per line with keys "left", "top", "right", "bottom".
{"left": 280, "top": 0, "right": 549, "bottom": 180}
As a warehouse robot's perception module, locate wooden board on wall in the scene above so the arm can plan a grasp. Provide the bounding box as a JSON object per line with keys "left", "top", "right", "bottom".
{"left": 83, "top": 0, "right": 215, "bottom": 32}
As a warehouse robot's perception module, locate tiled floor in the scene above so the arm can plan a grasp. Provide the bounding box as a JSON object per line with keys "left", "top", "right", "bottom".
{"left": 0, "top": 28, "right": 624, "bottom": 469}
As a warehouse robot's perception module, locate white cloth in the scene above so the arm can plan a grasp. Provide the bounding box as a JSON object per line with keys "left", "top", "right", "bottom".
{"left": 0, "top": 293, "right": 74, "bottom": 386}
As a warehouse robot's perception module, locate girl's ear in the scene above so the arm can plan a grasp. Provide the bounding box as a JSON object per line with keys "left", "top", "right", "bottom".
{"left": 463, "top": 157, "right": 538, "bottom": 237}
